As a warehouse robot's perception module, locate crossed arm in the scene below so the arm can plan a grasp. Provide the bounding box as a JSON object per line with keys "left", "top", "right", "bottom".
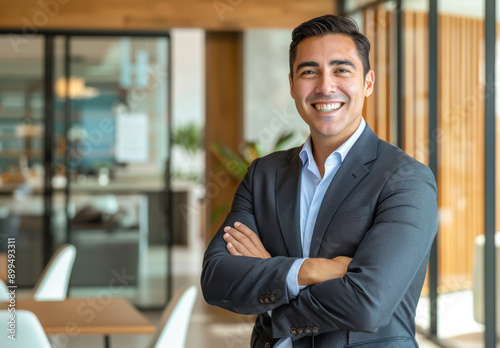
{"left": 223, "top": 222, "right": 352, "bottom": 286}
{"left": 202, "top": 155, "right": 437, "bottom": 339}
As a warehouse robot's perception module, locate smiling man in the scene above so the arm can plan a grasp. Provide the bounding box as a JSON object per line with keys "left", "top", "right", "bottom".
{"left": 201, "top": 15, "right": 437, "bottom": 348}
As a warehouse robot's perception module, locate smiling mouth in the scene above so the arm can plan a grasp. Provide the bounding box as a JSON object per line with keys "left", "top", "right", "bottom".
{"left": 313, "top": 102, "right": 344, "bottom": 112}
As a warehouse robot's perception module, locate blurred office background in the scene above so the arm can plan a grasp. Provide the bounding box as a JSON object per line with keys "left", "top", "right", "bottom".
{"left": 0, "top": 0, "right": 498, "bottom": 347}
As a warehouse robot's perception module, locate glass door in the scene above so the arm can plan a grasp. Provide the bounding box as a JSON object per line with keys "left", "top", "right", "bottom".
{"left": 59, "top": 35, "right": 171, "bottom": 307}
{"left": 0, "top": 36, "right": 47, "bottom": 287}
{"left": 0, "top": 33, "right": 172, "bottom": 308}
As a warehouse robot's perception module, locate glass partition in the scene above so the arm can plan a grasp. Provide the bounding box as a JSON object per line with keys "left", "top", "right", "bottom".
{"left": 433, "top": 0, "right": 485, "bottom": 345}
{"left": 0, "top": 33, "right": 172, "bottom": 308}
{"left": 60, "top": 36, "right": 171, "bottom": 307}
{"left": 0, "top": 36, "right": 47, "bottom": 286}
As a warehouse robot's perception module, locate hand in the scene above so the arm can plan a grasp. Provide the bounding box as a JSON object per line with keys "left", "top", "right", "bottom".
{"left": 223, "top": 222, "right": 271, "bottom": 259}
{"left": 298, "top": 256, "right": 352, "bottom": 286}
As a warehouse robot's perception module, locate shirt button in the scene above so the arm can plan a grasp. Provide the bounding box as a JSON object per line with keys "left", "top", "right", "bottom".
{"left": 315, "top": 179, "right": 320, "bottom": 185}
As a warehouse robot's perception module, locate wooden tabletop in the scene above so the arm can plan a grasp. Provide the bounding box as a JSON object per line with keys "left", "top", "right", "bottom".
{"left": 0, "top": 252, "right": 6, "bottom": 282}
{"left": 0, "top": 297, "right": 156, "bottom": 335}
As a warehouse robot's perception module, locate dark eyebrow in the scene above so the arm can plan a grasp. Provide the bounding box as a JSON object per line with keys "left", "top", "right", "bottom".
{"left": 295, "top": 61, "right": 319, "bottom": 73}
{"left": 295, "top": 59, "right": 357, "bottom": 74}
{"left": 330, "top": 59, "right": 357, "bottom": 70}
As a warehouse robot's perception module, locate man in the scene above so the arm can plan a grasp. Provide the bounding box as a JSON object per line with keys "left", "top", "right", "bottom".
{"left": 201, "top": 14, "right": 437, "bottom": 348}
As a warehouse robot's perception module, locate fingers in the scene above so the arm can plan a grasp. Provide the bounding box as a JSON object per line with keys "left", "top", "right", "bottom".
{"left": 223, "top": 222, "right": 271, "bottom": 259}
{"left": 226, "top": 242, "right": 242, "bottom": 256}
{"left": 224, "top": 230, "right": 252, "bottom": 256}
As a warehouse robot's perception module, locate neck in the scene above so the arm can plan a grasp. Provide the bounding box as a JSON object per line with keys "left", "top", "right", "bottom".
{"left": 311, "top": 118, "right": 362, "bottom": 177}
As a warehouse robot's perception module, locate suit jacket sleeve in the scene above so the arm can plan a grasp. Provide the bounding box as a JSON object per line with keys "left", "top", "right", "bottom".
{"left": 271, "top": 161, "right": 438, "bottom": 339}
{"left": 201, "top": 158, "right": 299, "bottom": 315}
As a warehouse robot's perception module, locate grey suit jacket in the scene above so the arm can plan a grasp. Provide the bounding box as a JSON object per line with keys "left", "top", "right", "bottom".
{"left": 201, "top": 125, "right": 438, "bottom": 348}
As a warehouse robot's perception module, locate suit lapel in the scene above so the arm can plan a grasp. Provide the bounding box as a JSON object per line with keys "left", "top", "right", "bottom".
{"left": 276, "top": 148, "right": 303, "bottom": 258}
{"left": 308, "top": 126, "right": 379, "bottom": 258}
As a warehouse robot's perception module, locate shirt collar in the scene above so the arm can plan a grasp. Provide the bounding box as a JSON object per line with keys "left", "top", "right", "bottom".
{"left": 300, "top": 117, "right": 366, "bottom": 166}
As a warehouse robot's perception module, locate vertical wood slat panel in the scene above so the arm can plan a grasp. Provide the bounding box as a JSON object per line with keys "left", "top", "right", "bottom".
{"left": 459, "top": 16, "right": 467, "bottom": 287}
{"left": 385, "top": 10, "right": 392, "bottom": 142}
{"left": 439, "top": 14, "right": 450, "bottom": 290}
{"left": 452, "top": 15, "right": 460, "bottom": 288}
{"left": 366, "top": 10, "right": 485, "bottom": 291}
{"left": 469, "top": 18, "right": 476, "bottom": 288}
{"left": 375, "top": 8, "right": 387, "bottom": 141}
{"left": 423, "top": 14, "right": 430, "bottom": 167}
{"left": 403, "top": 11, "right": 415, "bottom": 157}
{"left": 450, "top": 15, "right": 459, "bottom": 288}
{"left": 447, "top": 14, "right": 454, "bottom": 288}
{"left": 471, "top": 18, "right": 478, "bottom": 288}
{"left": 473, "top": 16, "right": 482, "bottom": 285}
{"left": 437, "top": 15, "right": 484, "bottom": 291}
{"left": 463, "top": 16, "right": 471, "bottom": 287}
{"left": 464, "top": 16, "right": 472, "bottom": 287}
{"left": 363, "top": 8, "right": 376, "bottom": 127}
{"left": 415, "top": 12, "right": 427, "bottom": 165}
{"left": 442, "top": 14, "right": 450, "bottom": 289}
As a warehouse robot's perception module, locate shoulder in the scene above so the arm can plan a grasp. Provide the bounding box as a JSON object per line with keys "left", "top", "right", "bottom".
{"left": 251, "top": 146, "right": 302, "bottom": 171}
{"left": 374, "top": 139, "right": 436, "bottom": 187}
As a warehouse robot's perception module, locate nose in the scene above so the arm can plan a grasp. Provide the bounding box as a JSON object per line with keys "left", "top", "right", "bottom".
{"left": 315, "top": 72, "right": 337, "bottom": 95}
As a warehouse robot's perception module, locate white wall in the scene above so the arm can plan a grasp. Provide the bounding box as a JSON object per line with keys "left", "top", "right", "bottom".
{"left": 171, "top": 29, "right": 205, "bottom": 180}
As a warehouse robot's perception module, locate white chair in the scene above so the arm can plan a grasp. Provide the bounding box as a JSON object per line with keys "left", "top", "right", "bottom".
{"left": 472, "top": 232, "right": 500, "bottom": 328}
{"left": 33, "top": 244, "right": 76, "bottom": 301}
{"left": 0, "top": 309, "right": 51, "bottom": 347}
{"left": 0, "top": 279, "right": 9, "bottom": 301}
{"left": 149, "top": 285, "right": 198, "bottom": 348}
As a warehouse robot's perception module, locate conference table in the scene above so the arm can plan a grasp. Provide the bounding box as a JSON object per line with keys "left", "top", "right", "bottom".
{"left": 0, "top": 297, "right": 156, "bottom": 347}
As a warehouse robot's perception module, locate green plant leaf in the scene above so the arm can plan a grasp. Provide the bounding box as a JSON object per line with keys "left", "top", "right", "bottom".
{"left": 209, "top": 142, "right": 249, "bottom": 181}
{"left": 273, "top": 131, "right": 295, "bottom": 151}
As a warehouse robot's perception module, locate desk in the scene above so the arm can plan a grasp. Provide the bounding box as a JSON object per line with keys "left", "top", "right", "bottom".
{"left": 0, "top": 252, "right": 6, "bottom": 282}
{"left": 0, "top": 297, "right": 155, "bottom": 347}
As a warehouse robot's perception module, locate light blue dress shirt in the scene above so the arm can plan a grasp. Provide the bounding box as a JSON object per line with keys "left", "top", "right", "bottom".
{"left": 273, "top": 118, "right": 366, "bottom": 348}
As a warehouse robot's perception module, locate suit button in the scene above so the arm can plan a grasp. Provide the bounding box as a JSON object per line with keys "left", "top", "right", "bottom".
{"left": 270, "top": 294, "right": 276, "bottom": 302}
{"left": 305, "top": 327, "right": 312, "bottom": 334}
{"left": 259, "top": 296, "right": 264, "bottom": 304}
{"left": 290, "top": 328, "right": 297, "bottom": 335}
{"left": 297, "top": 327, "right": 304, "bottom": 334}
{"left": 313, "top": 327, "right": 319, "bottom": 334}
{"left": 264, "top": 295, "right": 270, "bottom": 303}
{"left": 264, "top": 343, "right": 271, "bottom": 348}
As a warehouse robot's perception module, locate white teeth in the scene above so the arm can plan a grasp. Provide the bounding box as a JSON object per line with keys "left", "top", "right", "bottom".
{"left": 314, "top": 103, "right": 342, "bottom": 112}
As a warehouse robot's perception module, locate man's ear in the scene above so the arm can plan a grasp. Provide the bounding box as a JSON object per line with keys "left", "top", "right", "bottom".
{"left": 364, "top": 70, "right": 375, "bottom": 97}
{"left": 289, "top": 73, "right": 295, "bottom": 99}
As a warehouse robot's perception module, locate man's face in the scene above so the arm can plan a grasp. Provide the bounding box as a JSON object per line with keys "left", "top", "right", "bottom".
{"left": 289, "top": 34, "right": 374, "bottom": 147}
